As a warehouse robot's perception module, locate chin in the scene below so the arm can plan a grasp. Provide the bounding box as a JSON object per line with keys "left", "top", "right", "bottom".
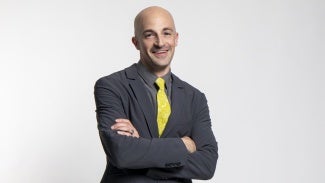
{"left": 153, "top": 60, "right": 171, "bottom": 68}
{"left": 153, "top": 57, "right": 172, "bottom": 64}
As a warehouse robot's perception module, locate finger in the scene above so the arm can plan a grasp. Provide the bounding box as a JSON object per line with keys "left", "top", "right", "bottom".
{"left": 111, "top": 126, "right": 132, "bottom": 132}
{"left": 117, "top": 131, "right": 132, "bottom": 136}
{"left": 115, "top": 119, "right": 131, "bottom": 123}
{"left": 111, "top": 123, "right": 126, "bottom": 129}
{"left": 111, "top": 122, "right": 131, "bottom": 129}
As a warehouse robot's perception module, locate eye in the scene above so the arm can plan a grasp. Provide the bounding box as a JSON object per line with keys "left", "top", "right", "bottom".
{"left": 144, "top": 33, "right": 154, "bottom": 38}
{"left": 163, "top": 31, "right": 172, "bottom": 36}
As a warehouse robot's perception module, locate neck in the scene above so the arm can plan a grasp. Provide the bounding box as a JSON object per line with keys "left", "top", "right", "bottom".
{"left": 154, "top": 69, "right": 170, "bottom": 78}
{"left": 140, "top": 61, "right": 171, "bottom": 77}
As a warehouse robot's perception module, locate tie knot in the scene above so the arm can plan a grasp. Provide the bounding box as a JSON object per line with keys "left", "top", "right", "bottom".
{"left": 155, "top": 77, "right": 165, "bottom": 89}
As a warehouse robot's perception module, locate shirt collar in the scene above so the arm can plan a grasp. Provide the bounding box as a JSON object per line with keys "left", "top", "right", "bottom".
{"left": 136, "top": 61, "right": 172, "bottom": 89}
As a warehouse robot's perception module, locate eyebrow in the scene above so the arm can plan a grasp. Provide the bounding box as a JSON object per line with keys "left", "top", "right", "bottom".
{"left": 162, "top": 27, "right": 175, "bottom": 32}
{"left": 142, "top": 27, "right": 175, "bottom": 34}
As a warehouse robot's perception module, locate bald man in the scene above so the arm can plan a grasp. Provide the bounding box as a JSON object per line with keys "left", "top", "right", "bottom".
{"left": 94, "top": 6, "right": 218, "bottom": 183}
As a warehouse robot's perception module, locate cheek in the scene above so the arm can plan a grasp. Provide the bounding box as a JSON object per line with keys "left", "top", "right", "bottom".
{"left": 139, "top": 43, "right": 149, "bottom": 52}
{"left": 141, "top": 43, "right": 152, "bottom": 51}
{"left": 168, "top": 39, "right": 177, "bottom": 47}
{"left": 175, "top": 37, "right": 179, "bottom": 46}
{"left": 142, "top": 39, "right": 153, "bottom": 47}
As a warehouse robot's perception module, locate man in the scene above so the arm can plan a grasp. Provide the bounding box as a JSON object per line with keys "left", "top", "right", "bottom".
{"left": 94, "top": 6, "right": 218, "bottom": 183}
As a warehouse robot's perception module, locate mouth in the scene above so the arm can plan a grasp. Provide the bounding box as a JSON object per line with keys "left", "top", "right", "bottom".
{"left": 152, "top": 49, "right": 169, "bottom": 57}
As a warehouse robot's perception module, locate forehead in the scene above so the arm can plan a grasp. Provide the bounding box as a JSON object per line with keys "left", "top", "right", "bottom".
{"left": 137, "top": 10, "right": 176, "bottom": 32}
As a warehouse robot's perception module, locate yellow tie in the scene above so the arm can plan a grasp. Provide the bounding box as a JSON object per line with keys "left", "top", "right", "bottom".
{"left": 155, "top": 78, "right": 171, "bottom": 137}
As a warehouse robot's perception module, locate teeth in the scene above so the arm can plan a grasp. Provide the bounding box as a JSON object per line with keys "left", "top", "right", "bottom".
{"left": 152, "top": 49, "right": 168, "bottom": 54}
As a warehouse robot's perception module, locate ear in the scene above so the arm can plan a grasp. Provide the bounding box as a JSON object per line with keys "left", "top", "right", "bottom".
{"left": 132, "top": 37, "right": 140, "bottom": 50}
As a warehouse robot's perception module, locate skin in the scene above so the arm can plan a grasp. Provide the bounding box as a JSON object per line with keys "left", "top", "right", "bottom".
{"left": 132, "top": 6, "right": 178, "bottom": 77}
{"left": 110, "top": 6, "right": 196, "bottom": 153}
{"left": 111, "top": 119, "right": 140, "bottom": 138}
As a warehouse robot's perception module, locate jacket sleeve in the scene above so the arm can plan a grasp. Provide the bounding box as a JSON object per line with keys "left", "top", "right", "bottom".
{"left": 94, "top": 77, "right": 188, "bottom": 169}
{"left": 146, "top": 92, "right": 218, "bottom": 180}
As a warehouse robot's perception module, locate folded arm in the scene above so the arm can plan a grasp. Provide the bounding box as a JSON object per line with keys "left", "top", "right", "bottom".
{"left": 95, "top": 78, "right": 188, "bottom": 169}
{"left": 111, "top": 118, "right": 196, "bottom": 153}
{"left": 146, "top": 93, "right": 219, "bottom": 180}
{"left": 95, "top": 77, "right": 218, "bottom": 179}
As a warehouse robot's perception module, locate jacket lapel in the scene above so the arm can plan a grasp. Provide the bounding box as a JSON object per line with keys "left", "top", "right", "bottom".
{"left": 125, "top": 65, "right": 159, "bottom": 138}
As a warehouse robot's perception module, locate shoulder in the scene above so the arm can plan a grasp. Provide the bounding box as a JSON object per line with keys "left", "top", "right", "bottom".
{"left": 171, "top": 73, "right": 209, "bottom": 107}
{"left": 95, "top": 64, "right": 137, "bottom": 87}
{"left": 172, "top": 73, "right": 204, "bottom": 96}
{"left": 172, "top": 74, "right": 209, "bottom": 113}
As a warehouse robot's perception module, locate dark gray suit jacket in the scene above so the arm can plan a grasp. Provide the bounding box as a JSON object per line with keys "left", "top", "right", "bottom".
{"left": 94, "top": 64, "right": 218, "bottom": 182}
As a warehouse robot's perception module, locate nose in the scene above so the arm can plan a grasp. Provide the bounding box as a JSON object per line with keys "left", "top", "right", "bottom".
{"left": 155, "top": 35, "right": 165, "bottom": 47}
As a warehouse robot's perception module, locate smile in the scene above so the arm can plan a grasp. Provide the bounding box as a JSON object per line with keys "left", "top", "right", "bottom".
{"left": 152, "top": 50, "right": 168, "bottom": 57}
{"left": 152, "top": 50, "right": 168, "bottom": 54}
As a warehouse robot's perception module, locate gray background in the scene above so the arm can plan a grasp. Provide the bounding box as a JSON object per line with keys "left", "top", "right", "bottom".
{"left": 1, "top": 0, "right": 324, "bottom": 182}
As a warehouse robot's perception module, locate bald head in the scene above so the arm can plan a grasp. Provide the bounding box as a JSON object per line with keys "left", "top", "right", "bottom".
{"left": 134, "top": 6, "right": 176, "bottom": 38}
{"left": 131, "top": 6, "right": 179, "bottom": 77}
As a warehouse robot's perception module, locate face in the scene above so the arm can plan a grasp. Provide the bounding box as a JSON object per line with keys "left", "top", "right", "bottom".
{"left": 132, "top": 8, "right": 178, "bottom": 75}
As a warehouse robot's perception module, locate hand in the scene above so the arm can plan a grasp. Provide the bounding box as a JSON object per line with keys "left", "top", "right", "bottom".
{"left": 181, "top": 136, "right": 196, "bottom": 153}
{"left": 111, "top": 119, "right": 140, "bottom": 138}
